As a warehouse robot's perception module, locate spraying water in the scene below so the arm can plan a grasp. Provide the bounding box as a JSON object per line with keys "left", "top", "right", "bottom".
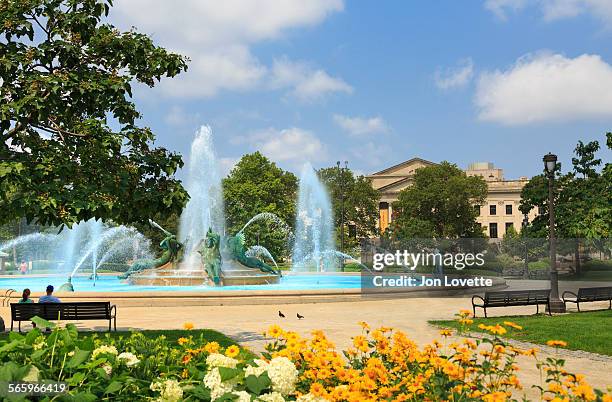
{"left": 292, "top": 163, "right": 337, "bottom": 272}
{"left": 246, "top": 245, "right": 279, "bottom": 271}
{"left": 70, "top": 226, "right": 134, "bottom": 277}
{"left": 179, "top": 126, "right": 225, "bottom": 267}
{"left": 238, "top": 212, "right": 293, "bottom": 240}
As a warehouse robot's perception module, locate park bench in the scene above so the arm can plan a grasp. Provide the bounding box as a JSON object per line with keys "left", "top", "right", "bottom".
{"left": 472, "top": 289, "right": 551, "bottom": 318}
{"left": 562, "top": 287, "right": 612, "bottom": 312}
{"left": 10, "top": 302, "right": 117, "bottom": 332}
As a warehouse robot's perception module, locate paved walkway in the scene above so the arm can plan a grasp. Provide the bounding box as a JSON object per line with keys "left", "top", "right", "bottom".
{"left": 2, "top": 296, "right": 610, "bottom": 399}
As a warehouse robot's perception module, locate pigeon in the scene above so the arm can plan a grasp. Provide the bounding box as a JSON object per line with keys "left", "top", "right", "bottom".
{"left": 297, "top": 313, "right": 304, "bottom": 320}
{"left": 278, "top": 310, "right": 285, "bottom": 318}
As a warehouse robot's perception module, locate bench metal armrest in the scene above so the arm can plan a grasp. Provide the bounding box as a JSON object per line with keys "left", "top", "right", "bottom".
{"left": 109, "top": 304, "right": 117, "bottom": 318}
{"left": 471, "top": 295, "right": 485, "bottom": 306}
{"left": 561, "top": 291, "right": 577, "bottom": 301}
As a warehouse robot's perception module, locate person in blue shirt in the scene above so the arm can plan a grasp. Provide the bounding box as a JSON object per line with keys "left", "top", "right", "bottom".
{"left": 38, "top": 285, "right": 61, "bottom": 303}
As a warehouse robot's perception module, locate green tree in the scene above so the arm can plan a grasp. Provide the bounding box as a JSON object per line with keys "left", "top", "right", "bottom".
{"left": 318, "top": 167, "right": 380, "bottom": 250}
{"left": 390, "top": 162, "right": 487, "bottom": 239}
{"left": 520, "top": 133, "right": 612, "bottom": 271}
{"left": 222, "top": 152, "right": 298, "bottom": 260}
{"left": 0, "top": 0, "right": 189, "bottom": 228}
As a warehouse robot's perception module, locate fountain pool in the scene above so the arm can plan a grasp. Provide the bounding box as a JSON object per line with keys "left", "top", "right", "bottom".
{"left": 0, "top": 273, "right": 362, "bottom": 292}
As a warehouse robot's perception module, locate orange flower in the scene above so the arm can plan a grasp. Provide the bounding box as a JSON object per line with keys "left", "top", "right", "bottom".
{"left": 183, "top": 322, "right": 194, "bottom": 330}
{"left": 547, "top": 340, "right": 568, "bottom": 348}
{"left": 439, "top": 329, "right": 452, "bottom": 337}
{"left": 182, "top": 354, "right": 192, "bottom": 364}
{"left": 503, "top": 321, "right": 523, "bottom": 330}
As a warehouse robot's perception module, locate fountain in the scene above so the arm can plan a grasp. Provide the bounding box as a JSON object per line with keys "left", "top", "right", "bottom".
{"left": 292, "top": 163, "right": 338, "bottom": 272}
{"left": 126, "top": 127, "right": 282, "bottom": 286}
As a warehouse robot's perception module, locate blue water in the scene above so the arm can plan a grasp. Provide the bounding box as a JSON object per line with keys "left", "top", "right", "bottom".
{"left": 0, "top": 274, "right": 362, "bottom": 292}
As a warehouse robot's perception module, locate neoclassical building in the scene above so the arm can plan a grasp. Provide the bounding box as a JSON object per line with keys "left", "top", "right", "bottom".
{"left": 367, "top": 158, "right": 536, "bottom": 238}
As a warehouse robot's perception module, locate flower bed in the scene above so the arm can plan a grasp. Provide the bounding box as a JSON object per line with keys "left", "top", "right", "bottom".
{"left": 0, "top": 314, "right": 609, "bottom": 401}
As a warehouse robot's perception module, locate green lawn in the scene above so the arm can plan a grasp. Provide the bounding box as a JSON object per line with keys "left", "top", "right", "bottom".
{"left": 430, "top": 309, "right": 612, "bottom": 356}
{"left": 560, "top": 270, "right": 612, "bottom": 281}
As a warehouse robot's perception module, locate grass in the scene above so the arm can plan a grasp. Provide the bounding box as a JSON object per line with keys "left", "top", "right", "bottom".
{"left": 430, "top": 309, "right": 612, "bottom": 356}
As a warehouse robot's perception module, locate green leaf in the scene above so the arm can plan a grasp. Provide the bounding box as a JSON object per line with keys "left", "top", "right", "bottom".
{"left": 104, "top": 381, "right": 123, "bottom": 394}
{"left": 31, "top": 316, "right": 56, "bottom": 329}
{"left": 245, "top": 373, "right": 271, "bottom": 395}
{"left": 66, "top": 349, "right": 91, "bottom": 368}
{"left": 218, "top": 367, "right": 240, "bottom": 382}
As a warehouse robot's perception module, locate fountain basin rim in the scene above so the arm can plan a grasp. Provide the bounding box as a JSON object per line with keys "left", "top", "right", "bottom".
{"left": 0, "top": 276, "right": 507, "bottom": 306}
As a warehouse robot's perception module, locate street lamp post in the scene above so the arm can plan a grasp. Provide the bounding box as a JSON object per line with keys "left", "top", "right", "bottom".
{"left": 543, "top": 152, "right": 565, "bottom": 313}
{"left": 337, "top": 160, "right": 348, "bottom": 271}
{"left": 522, "top": 214, "right": 529, "bottom": 279}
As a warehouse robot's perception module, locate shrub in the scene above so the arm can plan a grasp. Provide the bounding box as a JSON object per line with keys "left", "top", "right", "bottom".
{"left": 582, "top": 259, "right": 612, "bottom": 271}
{"left": 0, "top": 315, "right": 609, "bottom": 401}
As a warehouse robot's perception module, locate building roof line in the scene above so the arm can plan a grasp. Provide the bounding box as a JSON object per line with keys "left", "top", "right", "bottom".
{"left": 369, "top": 157, "right": 437, "bottom": 175}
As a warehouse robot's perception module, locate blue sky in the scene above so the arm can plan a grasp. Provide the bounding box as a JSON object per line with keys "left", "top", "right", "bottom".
{"left": 110, "top": 0, "right": 612, "bottom": 179}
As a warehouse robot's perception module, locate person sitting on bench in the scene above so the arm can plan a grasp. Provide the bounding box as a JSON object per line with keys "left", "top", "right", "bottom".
{"left": 38, "top": 285, "right": 61, "bottom": 303}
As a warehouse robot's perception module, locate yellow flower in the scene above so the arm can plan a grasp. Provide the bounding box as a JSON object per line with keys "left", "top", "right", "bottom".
{"left": 503, "top": 321, "right": 523, "bottom": 330}
{"left": 358, "top": 321, "right": 370, "bottom": 330}
{"left": 225, "top": 345, "right": 240, "bottom": 358}
{"left": 181, "top": 368, "right": 189, "bottom": 378}
{"left": 177, "top": 337, "right": 189, "bottom": 346}
{"left": 439, "top": 329, "right": 452, "bottom": 337}
{"left": 183, "top": 322, "right": 194, "bottom": 330}
{"left": 204, "top": 341, "right": 220, "bottom": 354}
{"left": 547, "top": 340, "right": 568, "bottom": 348}
{"left": 268, "top": 324, "right": 284, "bottom": 338}
{"left": 353, "top": 335, "right": 369, "bottom": 353}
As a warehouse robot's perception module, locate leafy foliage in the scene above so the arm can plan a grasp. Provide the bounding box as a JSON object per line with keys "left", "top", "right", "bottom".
{"left": 222, "top": 152, "right": 298, "bottom": 260}
{"left": 519, "top": 134, "right": 611, "bottom": 251}
{"left": 0, "top": 0, "right": 189, "bottom": 228}
{"left": 390, "top": 162, "right": 488, "bottom": 239}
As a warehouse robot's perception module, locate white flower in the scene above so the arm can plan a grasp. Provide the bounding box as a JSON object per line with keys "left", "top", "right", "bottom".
{"left": 150, "top": 379, "right": 183, "bottom": 402}
{"left": 118, "top": 352, "right": 140, "bottom": 367}
{"left": 22, "top": 366, "right": 40, "bottom": 382}
{"left": 245, "top": 359, "right": 269, "bottom": 377}
{"left": 233, "top": 390, "right": 251, "bottom": 402}
{"left": 257, "top": 391, "right": 286, "bottom": 402}
{"left": 203, "top": 367, "right": 234, "bottom": 400}
{"left": 91, "top": 345, "right": 118, "bottom": 359}
{"left": 267, "top": 357, "right": 298, "bottom": 395}
{"left": 67, "top": 351, "right": 75, "bottom": 357}
{"left": 206, "top": 353, "right": 238, "bottom": 368}
{"left": 101, "top": 363, "right": 112, "bottom": 376}
{"left": 296, "top": 394, "right": 327, "bottom": 402}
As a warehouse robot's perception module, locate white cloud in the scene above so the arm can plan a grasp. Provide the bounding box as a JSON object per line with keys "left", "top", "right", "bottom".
{"left": 218, "top": 157, "right": 239, "bottom": 177}
{"left": 484, "top": 0, "right": 527, "bottom": 20}
{"left": 271, "top": 58, "right": 353, "bottom": 101}
{"left": 237, "top": 127, "right": 327, "bottom": 166}
{"left": 475, "top": 52, "right": 612, "bottom": 125}
{"left": 111, "top": 0, "right": 345, "bottom": 98}
{"left": 484, "top": 0, "right": 612, "bottom": 26}
{"left": 434, "top": 58, "right": 474, "bottom": 90}
{"left": 164, "top": 106, "right": 201, "bottom": 126}
{"left": 333, "top": 114, "right": 389, "bottom": 136}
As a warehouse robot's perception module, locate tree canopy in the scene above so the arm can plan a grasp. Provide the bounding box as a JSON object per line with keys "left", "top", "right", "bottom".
{"left": 520, "top": 133, "right": 612, "bottom": 243}
{"left": 318, "top": 166, "right": 379, "bottom": 249}
{"left": 390, "top": 162, "right": 487, "bottom": 239}
{"left": 222, "top": 152, "right": 298, "bottom": 260}
{"left": 0, "top": 0, "right": 190, "bottom": 228}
